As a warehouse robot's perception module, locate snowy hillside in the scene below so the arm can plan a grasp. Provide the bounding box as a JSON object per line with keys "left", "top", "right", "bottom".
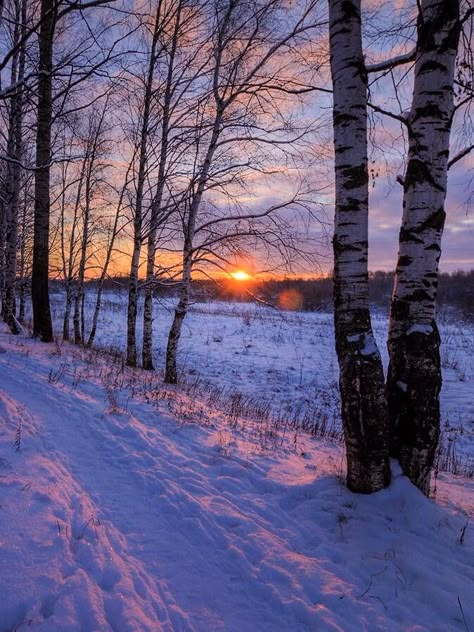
{"left": 0, "top": 318, "right": 473, "bottom": 631}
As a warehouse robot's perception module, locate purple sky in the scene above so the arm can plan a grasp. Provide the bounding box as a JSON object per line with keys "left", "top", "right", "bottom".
{"left": 367, "top": 163, "right": 474, "bottom": 273}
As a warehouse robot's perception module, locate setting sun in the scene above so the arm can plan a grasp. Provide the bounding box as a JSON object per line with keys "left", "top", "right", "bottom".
{"left": 230, "top": 270, "right": 251, "bottom": 281}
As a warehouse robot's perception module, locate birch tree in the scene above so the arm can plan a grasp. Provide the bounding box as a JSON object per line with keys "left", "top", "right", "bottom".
{"left": 71, "top": 102, "right": 110, "bottom": 344}
{"left": 386, "top": 0, "right": 463, "bottom": 494}
{"left": 31, "top": 0, "right": 56, "bottom": 341}
{"left": 142, "top": 0, "right": 186, "bottom": 370}
{"left": 124, "top": 0, "right": 169, "bottom": 368}
{"left": 53, "top": 117, "right": 90, "bottom": 341}
{"left": 328, "top": 0, "right": 390, "bottom": 493}
{"left": 2, "top": 0, "right": 26, "bottom": 334}
{"left": 31, "top": 0, "right": 118, "bottom": 342}
{"left": 17, "top": 170, "right": 33, "bottom": 322}
{"left": 86, "top": 164, "right": 130, "bottom": 348}
{"left": 164, "top": 0, "right": 325, "bottom": 384}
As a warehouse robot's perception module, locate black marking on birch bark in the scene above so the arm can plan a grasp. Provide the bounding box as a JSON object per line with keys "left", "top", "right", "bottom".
{"left": 330, "top": 25, "right": 352, "bottom": 40}
{"left": 333, "top": 241, "right": 362, "bottom": 253}
{"left": 444, "top": 23, "right": 462, "bottom": 52}
{"left": 347, "top": 61, "right": 367, "bottom": 84}
{"left": 339, "top": 199, "right": 363, "bottom": 213}
{"left": 424, "top": 243, "right": 441, "bottom": 251}
{"left": 405, "top": 288, "right": 431, "bottom": 303}
{"left": 404, "top": 159, "right": 444, "bottom": 192}
{"left": 424, "top": 88, "right": 452, "bottom": 97}
{"left": 399, "top": 227, "right": 424, "bottom": 244}
{"left": 341, "top": 165, "right": 368, "bottom": 189}
{"left": 397, "top": 255, "right": 413, "bottom": 267}
{"left": 390, "top": 298, "right": 410, "bottom": 320}
{"left": 413, "top": 208, "right": 446, "bottom": 233}
{"left": 340, "top": 0, "right": 360, "bottom": 21}
{"left": 333, "top": 111, "right": 359, "bottom": 126}
{"left": 417, "top": 59, "right": 448, "bottom": 75}
{"left": 411, "top": 103, "right": 443, "bottom": 122}
{"left": 418, "top": 4, "right": 460, "bottom": 53}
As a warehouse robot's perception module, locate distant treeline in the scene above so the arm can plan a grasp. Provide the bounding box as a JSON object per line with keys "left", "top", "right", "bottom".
{"left": 51, "top": 269, "right": 473, "bottom": 319}
{"left": 204, "top": 271, "right": 474, "bottom": 318}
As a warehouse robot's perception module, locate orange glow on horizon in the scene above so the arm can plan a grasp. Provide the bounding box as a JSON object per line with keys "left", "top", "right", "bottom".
{"left": 230, "top": 270, "right": 252, "bottom": 281}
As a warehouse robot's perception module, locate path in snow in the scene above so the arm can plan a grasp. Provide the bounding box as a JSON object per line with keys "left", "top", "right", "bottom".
{"left": 0, "top": 325, "right": 473, "bottom": 631}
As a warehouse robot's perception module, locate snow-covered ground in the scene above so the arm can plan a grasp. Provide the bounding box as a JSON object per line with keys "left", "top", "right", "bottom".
{"left": 0, "top": 295, "right": 472, "bottom": 630}
{"left": 41, "top": 291, "right": 474, "bottom": 467}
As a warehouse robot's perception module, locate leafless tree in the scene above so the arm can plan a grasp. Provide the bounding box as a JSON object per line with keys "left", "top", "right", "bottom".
{"left": 30, "top": 0, "right": 119, "bottom": 342}
{"left": 328, "top": 0, "right": 390, "bottom": 493}
{"left": 86, "top": 159, "right": 131, "bottom": 348}
{"left": 71, "top": 101, "right": 110, "bottom": 344}
{"left": 163, "top": 0, "right": 326, "bottom": 383}
{"left": 1, "top": 0, "right": 27, "bottom": 334}
{"left": 327, "top": 0, "right": 473, "bottom": 494}
{"left": 17, "top": 167, "right": 34, "bottom": 321}
{"left": 141, "top": 0, "right": 188, "bottom": 370}
{"left": 386, "top": 0, "right": 469, "bottom": 494}
{"left": 123, "top": 0, "right": 166, "bottom": 367}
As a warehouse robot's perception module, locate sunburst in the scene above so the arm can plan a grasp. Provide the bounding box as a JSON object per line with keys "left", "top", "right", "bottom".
{"left": 230, "top": 270, "right": 251, "bottom": 281}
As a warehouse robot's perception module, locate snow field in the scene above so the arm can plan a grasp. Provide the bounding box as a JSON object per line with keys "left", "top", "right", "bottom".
{"left": 0, "top": 318, "right": 473, "bottom": 631}
{"left": 36, "top": 292, "right": 474, "bottom": 469}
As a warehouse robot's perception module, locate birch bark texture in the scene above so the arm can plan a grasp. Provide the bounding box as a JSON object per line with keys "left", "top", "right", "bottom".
{"left": 328, "top": 0, "right": 390, "bottom": 493}
{"left": 31, "top": 0, "right": 55, "bottom": 342}
{"left": 3, "top": 0, "right": 26, "bottom": 335}
{"left": 387, "top": 0, "right": 461, "bottom": 495}
{"left": 142, "top": 0, "right": 182, "bottom": 371}
{"left": 126, "top": 2, "right": 163, "bottom": 368}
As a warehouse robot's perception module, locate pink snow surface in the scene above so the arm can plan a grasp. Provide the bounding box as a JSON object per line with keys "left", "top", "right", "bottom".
{"left": 0, "top": 322, "right": 473, "bottom": 631}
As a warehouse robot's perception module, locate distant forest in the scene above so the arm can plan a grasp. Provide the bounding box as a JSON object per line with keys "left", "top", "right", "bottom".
{"left": 59, "top": 269, "right": 474, "bottom": 320}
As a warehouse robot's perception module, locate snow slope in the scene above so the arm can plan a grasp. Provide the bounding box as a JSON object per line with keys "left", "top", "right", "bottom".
{"left": 0, "top": 323, "right": 473, "bottom": 631}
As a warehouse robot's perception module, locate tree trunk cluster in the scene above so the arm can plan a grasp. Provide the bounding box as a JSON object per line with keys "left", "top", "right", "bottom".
{"left": 329, "top": 0, "right": 461, "bottom": 494}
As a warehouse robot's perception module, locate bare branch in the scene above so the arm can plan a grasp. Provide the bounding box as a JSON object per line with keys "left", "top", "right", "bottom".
{"left": 448, "top": 144, "right": 474, "bottom": 170}
{"left": 366, "top": 48, "right": 416, "bottom": 74}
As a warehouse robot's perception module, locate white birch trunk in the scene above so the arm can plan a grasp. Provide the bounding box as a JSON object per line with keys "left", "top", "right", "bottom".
{"left": 0, "top": 199, "right": 6, "bottom": 316}
{"left": 87, "top": 178, "right": 126, "bottom": 348}
{"left": 126, "top": 4, "right": 162, "bottom": 368}
{"left": 63, "top": 283, "right": 73, "bottom": 341}
{"left": 18, "top": 186, "right": 28, "bottom": 324}
{"left": 329, "top": 0, "right": 390, "bottom": 493}
{"left": 73, "top": 104, "right": 104, "bottom": 346}
{"left": 163, "top": 107, "right": 222, "bottom": 383}
{"left": 4, "top": 0, "right": 25, "bottom": 335}
{"left": 164, "top": 245, "right": 192, "bottom": 384}
{"left": 73, "top": 290, "right": 82, "bottom": 344}
{"left": 142, "top": 1, "right": 182, "bottom": 371}
{"left": 127, "top": 237, "right": 141, "bottom": 367}
{"left": 74, "top": 188, "right": 91, "bottom": 345}
{"left": 387, "top": 0, "right": 460, "bottom": 494}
